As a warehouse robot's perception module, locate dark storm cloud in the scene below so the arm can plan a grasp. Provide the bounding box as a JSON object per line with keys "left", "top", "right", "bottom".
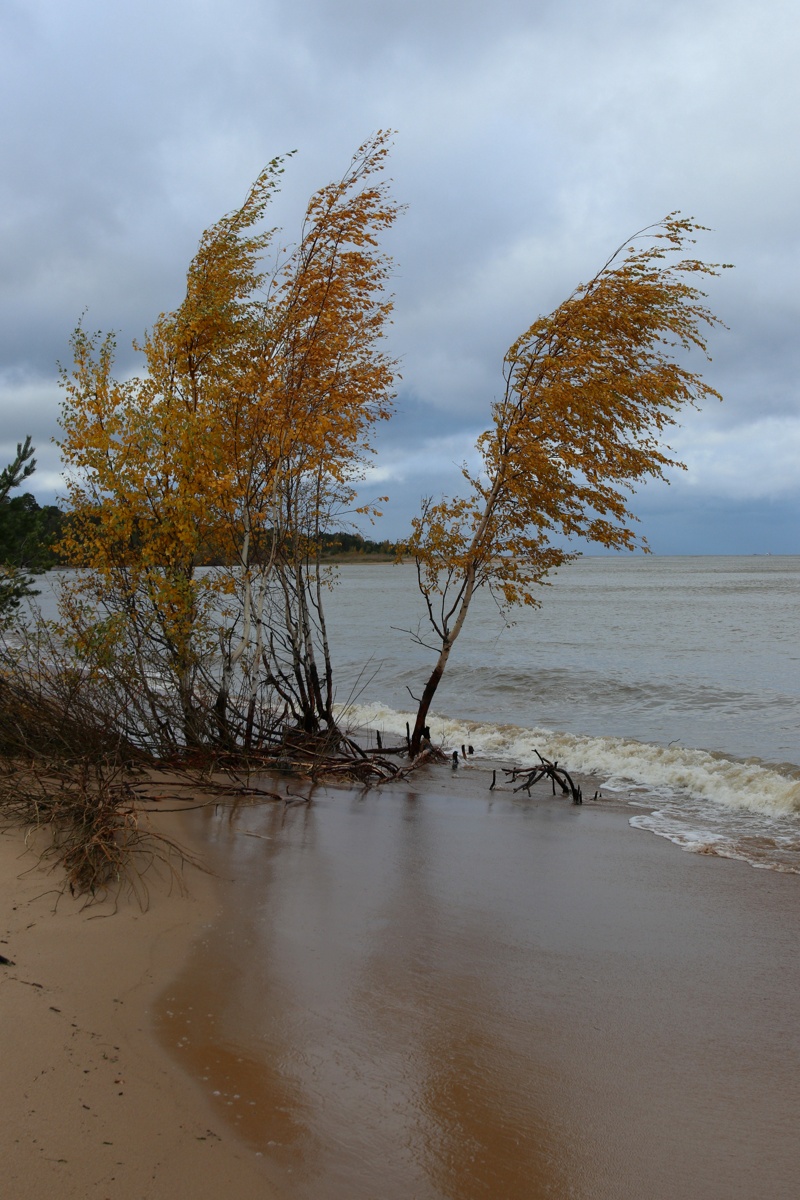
{"left": 1, "top": 0, "right": 798, "bottom": 549}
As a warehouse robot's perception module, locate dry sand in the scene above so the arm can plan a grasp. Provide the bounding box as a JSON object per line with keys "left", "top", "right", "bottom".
{"left": 0, "top": 813, "right": 275, "bottom": 1200}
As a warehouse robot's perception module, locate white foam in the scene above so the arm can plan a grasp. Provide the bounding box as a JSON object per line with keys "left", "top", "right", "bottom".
{"left": 341, "top": 701, "right": 800, "bottom": 819}
{"left": 629, "top": 806, "right": 800, "bottom": 874}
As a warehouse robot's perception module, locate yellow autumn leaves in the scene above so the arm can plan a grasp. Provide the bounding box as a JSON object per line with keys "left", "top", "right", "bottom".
{"left": 406, "top": 215, "right": 729, "bottom": 749}
{"left": 55, "top": 142, "right": 728, "bottom": 757}
{"left": 57, "top": 133, "right": 400, "bottom": 747}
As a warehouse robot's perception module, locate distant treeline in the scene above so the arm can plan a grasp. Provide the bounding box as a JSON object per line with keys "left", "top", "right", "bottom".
{"left": 316, "top": 531, "right": 401, "bottom": 557}
{"left": 0, "top": 497, "right": 400, "bottom": 570}
{"left": 0, "top": 493, "right": 65, "bottom": 571}
{"left": 197, "top": 529, "right": 402, "bottom": 564}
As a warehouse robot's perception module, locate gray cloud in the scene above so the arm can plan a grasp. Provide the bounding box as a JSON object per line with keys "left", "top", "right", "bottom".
{"left": 1, "top": 0, "right": 798, "bottom": 550}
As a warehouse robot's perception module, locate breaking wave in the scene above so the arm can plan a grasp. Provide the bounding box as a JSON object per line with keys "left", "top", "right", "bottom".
{"left": 340, "top": 701, "right": 800, "bottom": 873}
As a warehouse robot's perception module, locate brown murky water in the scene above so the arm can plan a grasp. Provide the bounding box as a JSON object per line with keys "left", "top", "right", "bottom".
{"left": 155, "top": 782, "right": 800, "bottom": 1199}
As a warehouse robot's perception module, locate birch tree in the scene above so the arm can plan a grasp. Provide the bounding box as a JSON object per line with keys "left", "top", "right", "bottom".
{"left": 58, "top": 133, "right": 399, "bottom": 752}
{"left": 406, "top": 216, "right": 730, "bottom": 753}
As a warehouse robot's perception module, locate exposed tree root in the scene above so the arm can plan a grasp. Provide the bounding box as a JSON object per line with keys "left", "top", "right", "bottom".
{"left": 0, "top": 673, "right": 450, "bottom": 899}
{"left": 2, "top": 648, "right": 586, "bottom": 902}
{"left": 0, "top": 759, "right": 208, "bottom": 905}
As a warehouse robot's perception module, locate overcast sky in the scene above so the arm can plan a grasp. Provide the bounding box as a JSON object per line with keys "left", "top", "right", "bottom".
{"left": 1, "top": 0, "right": 798, "bottom": 553}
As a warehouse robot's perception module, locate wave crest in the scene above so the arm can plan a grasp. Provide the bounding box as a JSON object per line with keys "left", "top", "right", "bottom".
{"left": 340, "top": 701, "right": 800, "bottom": 819}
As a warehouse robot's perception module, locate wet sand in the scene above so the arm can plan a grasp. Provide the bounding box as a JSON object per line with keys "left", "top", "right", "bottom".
{"left": 0, "top": 814, "right": 275, "bottom": 1200}
{"left": 155, "top": 765, "right": 800, "bottom": 1200}
{"left": 3, "top": 766, "right": 799, "bottom": 1199}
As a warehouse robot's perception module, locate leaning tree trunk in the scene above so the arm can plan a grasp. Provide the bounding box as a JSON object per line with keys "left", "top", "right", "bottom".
{"left": 409, "top": 563, "right": 477, "bottom": 755}
{"left": 410, "top": 643, "right": 453, "bottom": 755}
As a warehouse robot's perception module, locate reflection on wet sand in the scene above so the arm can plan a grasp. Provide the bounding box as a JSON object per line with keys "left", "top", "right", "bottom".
{"left": 350, "top": 793, "right": 571, "bottom": 1200}
{"left": 156, "top": 784, "right": 800, "bottom": 1200}
{"left": 155, "top": 914, "right": 313, "bottom": 1177}
{"left": 156, "top": 792, "right": 577, "bottom": 1197}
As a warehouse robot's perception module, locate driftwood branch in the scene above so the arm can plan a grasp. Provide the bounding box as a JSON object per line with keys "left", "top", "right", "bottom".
{"left": 503, "top": 750, "right": 583, "bottom": 804}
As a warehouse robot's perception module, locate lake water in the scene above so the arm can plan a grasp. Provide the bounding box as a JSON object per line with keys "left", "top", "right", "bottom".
{"left": 151, "top": 555, "right": 800, "bottom": 1198}
{"left": 29, "top": 556, "right": 800, "bottom": 865}
{"left": 327, "top": 556, "right": 800, "bottom": 873}
{"left": 30, "top": 555, "right": 800, "bottom": 866}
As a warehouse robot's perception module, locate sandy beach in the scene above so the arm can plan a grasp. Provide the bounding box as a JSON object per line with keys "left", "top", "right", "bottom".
{"left": 3, "top": 763, "right": 800, "bottom": 1199}
{"left": 0, "top": 812, "right": 275, "bottom": 1200}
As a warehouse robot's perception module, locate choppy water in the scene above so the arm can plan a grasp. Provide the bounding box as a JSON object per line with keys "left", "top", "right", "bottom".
{"left": 324, "top": 556, "right": 800, "bottom": 872}
{"left": 29, "top": 556, "right": 800, "bottom": 869}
